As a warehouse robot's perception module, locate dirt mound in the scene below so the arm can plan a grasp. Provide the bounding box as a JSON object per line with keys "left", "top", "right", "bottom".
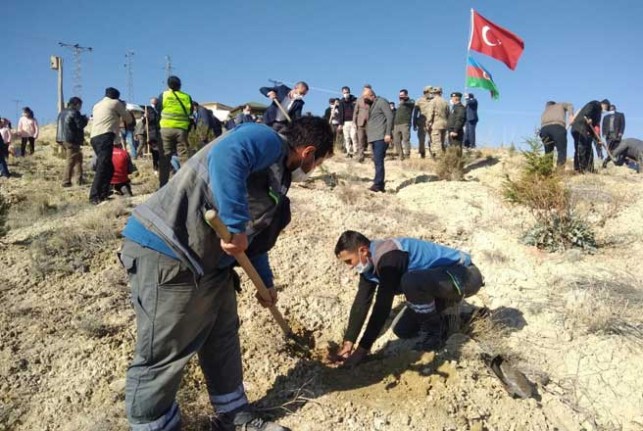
{"left": 1, "top": 147, "right": 642, "bottom": 430}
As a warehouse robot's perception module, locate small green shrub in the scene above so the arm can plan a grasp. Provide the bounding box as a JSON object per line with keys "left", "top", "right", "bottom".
{"left": 188, "top": 123, "right": 215, "bottom": 154}
{"left": 522, "top": 213, "right": 597, "bottom": 252}
{"left": 503, "top": 138, "right": 596, "bottom": 253}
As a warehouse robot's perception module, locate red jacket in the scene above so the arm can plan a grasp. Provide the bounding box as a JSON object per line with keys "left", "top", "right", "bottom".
{"left": 111, "top": 147, "right": 132, "bottom": 184}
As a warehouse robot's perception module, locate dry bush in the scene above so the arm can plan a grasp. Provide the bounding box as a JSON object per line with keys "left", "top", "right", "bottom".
{"left": 503, "top": 138, "right": 596, "bottom": 252}
{"left": 479, "top": 248, "right": 509, "bottom": 264}
{"left": 76, "top": 316, "right": 117, "bottom": 338}
{"left": 568, "top": 181, "right": 624, "bottom": 227}
{"left": 405, "top": 157, "right": 436, "bottom": 172}
{"left": 0, "top": 191, "right": 9, "bottom": 238}
{"left": 29, "top": 202, "right": 126, "bottom": 279}
{"left": 435, "top": 146, "right": 464, "bottom": 181}
{"left": 335, "top": 183, "right": 361, "bottom": 205}
{"left": 554, "top": 274, "right": 643, "bottom": 343}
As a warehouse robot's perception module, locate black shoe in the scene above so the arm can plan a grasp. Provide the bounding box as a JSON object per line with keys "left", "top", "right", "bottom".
{"left": 90, "top": 198, "right": 101, "bottom": 205}
{"left": 368, "top": 185, "right": 384, "bottom": 193}
{"left": 62, "top": 182, "right": 72, "bottom": 188}
{"left": 357, "top": 156, "right": 365, "bottom": 163}
{"left": 420, "top": 152, "right": 426, "bottom": 159}
{"left": 212, "top": 410, "right": 290, "bottom": 431}
{"left": 412, "top": 313, "right": 443, "bottom": 352}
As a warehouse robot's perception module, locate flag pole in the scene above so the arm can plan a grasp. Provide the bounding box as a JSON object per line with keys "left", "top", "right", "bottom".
{"left": 465, "top": 9, "right": 474, "bottom": 90}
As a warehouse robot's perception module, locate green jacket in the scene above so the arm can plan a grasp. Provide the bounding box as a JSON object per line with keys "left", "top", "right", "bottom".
{"left": 394, "top": 99, "right": 415, "bottom": 126}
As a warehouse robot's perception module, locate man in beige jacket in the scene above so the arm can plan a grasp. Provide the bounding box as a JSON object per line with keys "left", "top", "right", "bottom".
{"left": 426, "top": 87, "right": 450, "bottom": 158}
{"left": 353, "top": 84, "right": 372, "bottom": 163}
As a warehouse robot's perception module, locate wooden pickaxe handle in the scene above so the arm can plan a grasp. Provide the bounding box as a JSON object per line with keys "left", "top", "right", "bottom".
{"left": 204, "top": 210, "right": 293, "bottom": 336}
{"left": 584, "top": 116, "right": 615, "bottom": 160}
{"left": 273, "top": 97, "right": 292, "bottom": 124}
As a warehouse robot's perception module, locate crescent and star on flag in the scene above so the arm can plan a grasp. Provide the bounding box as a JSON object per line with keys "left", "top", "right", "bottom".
{"left": 482, "top": 26, "right": 502, "bottom": 47}
{"left": 465, "top": 9, "right": 525, "bottom": 99}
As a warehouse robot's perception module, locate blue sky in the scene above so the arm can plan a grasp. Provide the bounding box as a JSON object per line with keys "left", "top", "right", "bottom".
{"left": 3, "top": 0, "right": 642, "bottom": 148}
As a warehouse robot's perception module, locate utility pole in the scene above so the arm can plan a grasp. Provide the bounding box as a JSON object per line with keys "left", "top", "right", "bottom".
{"left": 11, "top": 99, "right": 22, "bottom": 126}
{"left": 164, "top": 55, "right": 173, "bottom": 78}
{"left": 58, "top": 42, "right": 93, "bottom": 98}
{"left": 50, "top": 56, "right": 64, "bottom": 113}
{"left": 125, "top": 50, "right": 135, "bottom": 102}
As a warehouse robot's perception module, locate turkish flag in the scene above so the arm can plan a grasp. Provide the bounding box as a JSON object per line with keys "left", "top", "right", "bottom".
{"left": 469, "top": 10, "right": 524, "bottom": 70}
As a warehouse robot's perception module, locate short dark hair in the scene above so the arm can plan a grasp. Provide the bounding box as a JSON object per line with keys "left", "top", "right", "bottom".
{"left": 167, "top": 75, "right": 181, "bottom": 91}
{"left": 328, "top": 97, "right": 336, "bottom": 104}
{"left": 295, "top": 81, "right": 309, "bottom": 91}
{"left": 546, "top": 101, "right": 556, "bottom": 106}
{"left": 610, "top": 104, "right": 616, "bottom": 111}
{"left": 334, "top": 230, "right": 371, "bottom": 256}
{"left": 105, "top": 87, "right": 120, "bottom": 99}
{"left": 399, "top": 89, "right": 408, "bottom": 95}
{"left": 68, "top": 97, "right": 82, "bottom": 107}
{"left": 342, "top": 86, "right": 350, "bottom": 93}
{"left": 192, "top": 101, "right": 199, "bottom": 107}
{"left": 363, "top": 84, "right": 372, "bottom": 89}
{"left": 282, "top": 116, "right": 334, "bottom": 160}
{"left": 22, "top": 107, "right": 34, "bottom": 118}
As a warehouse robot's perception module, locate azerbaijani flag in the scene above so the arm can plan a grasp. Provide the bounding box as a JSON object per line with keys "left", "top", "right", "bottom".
{"left": 466, "top": 56, "right": 500, "bottom": 100}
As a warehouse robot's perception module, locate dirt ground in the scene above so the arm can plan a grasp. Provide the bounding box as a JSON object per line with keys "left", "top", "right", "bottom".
{"left": 1, "top": 131, "right": 642, "bottom": 431}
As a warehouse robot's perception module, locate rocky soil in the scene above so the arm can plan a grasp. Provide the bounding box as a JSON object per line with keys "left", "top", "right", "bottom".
{"left": 1, "top": 132, "right": 642, "bottom": 430}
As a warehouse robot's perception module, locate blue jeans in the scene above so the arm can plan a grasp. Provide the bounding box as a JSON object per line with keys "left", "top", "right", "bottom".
{"left": 371, "top": 139, "right": 388, "bottom": 190}
{"left": 122, "top": 129, "right": 138, "bottom": 158}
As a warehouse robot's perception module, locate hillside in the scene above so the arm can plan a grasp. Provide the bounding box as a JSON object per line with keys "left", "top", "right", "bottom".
{"left": 1, "top": 139, "right": 642, "bottom": 431}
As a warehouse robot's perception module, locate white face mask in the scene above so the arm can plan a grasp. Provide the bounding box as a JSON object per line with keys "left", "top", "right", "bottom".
{"left": 291, "top": 152, "right": 315, "bottom": 182}
{"left": 291, "top": 167, "right": 310, "bottom": 182}
{"left": 355, "top": 253, "right": 373, "bottom": 274}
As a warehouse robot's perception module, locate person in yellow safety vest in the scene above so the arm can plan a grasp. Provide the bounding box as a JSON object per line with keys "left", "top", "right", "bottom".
{"left": 158, "top": 75, "right": 193, "bottom": 187}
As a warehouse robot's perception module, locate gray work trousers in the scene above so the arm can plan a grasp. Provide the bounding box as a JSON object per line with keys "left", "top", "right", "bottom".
{"left": 393, "top": 263, "right": 483, "bottom": 338}
{"left": 120, "top": 240, "right": 246, "bottom": 431}
{"left": 159, "top": 128, "right": 190, "bottom": 188}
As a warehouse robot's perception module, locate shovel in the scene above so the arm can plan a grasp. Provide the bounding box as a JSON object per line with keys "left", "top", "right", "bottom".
{"left": 204, "top": 210, "right": 313, "bottom": 356}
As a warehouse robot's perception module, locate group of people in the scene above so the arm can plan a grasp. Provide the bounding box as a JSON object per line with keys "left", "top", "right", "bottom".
{"left": 539, "top": 99, "right": 641, "bottom": 173}
{"left": 322, "top": 85, "right": 479, "bottom": 191}
{"left": 116, "top": 104, "right": 485, "bottom": 430}
{"left": 0, "top": 108, "right": 40, "bottom": 178}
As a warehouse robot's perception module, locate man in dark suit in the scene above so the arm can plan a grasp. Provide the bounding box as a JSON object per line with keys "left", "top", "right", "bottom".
{"left": 571, "top": 99, "right": 610, "bottom": 173}
{"left": 193, "top": 101, "right": 223, "bottom": 144}
{"left": 260, "top": 82, "right": 308, "bottom": 131}
{"left": 601, "top": 104, "right": 625, "bottom": 153}
{"left": 447, "top": 92, "right": 467, "bottom": 150}
{"left": 464, "top": 93, "right": 478, "bottom": 148}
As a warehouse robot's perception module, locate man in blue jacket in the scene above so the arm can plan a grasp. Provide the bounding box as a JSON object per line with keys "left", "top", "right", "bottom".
{"left": 330, "top": 230, "right": 484, "bottom": 367}
{"left": 260, "top": 82, "right": 308, "bottom": 131}
{"left": 119, "top": 117, "right": 333, "bottom": 431}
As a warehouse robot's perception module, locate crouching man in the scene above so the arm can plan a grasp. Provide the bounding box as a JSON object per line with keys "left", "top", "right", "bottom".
{"left": 330, "top": 230, "right": 484, "bottom": 367}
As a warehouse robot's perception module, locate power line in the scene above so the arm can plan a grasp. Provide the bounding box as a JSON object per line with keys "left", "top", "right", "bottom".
{"left": 58, "top": 42, "right": 93, "bottom": 98}
{"left": 125, "top": 50, "right": 135, "bottom": 101}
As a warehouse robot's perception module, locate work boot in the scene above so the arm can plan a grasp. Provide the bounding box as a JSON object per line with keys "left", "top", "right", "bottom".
{"left": 212, "top": 409, "right": 290, "bottom": 431}
{"left": 412, "top": 312, "right": 443, "bottom": 352}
